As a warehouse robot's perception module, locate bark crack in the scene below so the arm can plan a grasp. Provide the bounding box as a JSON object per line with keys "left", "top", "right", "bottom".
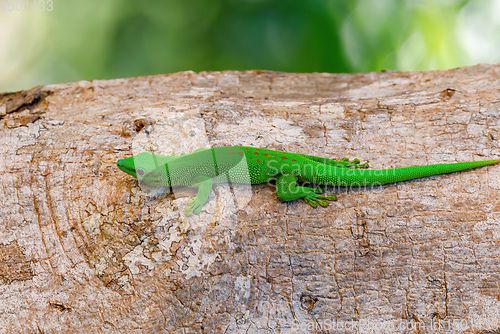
{"left": 0, "top": 86, "right": 50, "bottom": 120}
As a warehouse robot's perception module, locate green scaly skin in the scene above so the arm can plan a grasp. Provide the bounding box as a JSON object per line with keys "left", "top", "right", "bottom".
{"left": 116, "top": 146, "right": 500, "bottom": 216}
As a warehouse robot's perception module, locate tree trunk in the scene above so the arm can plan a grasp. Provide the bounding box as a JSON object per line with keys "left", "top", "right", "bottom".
{"left": 1, "top": 65, "right": 500, "bottom": 333}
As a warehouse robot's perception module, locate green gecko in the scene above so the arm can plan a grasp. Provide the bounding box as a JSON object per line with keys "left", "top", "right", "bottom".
{"left": 116, "top": 146, "right": 500, "bottom": 216}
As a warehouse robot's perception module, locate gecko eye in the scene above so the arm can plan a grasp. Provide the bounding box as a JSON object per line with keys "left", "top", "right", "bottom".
{"left": 137, "top": 169, "right": 145, "bottom": 176}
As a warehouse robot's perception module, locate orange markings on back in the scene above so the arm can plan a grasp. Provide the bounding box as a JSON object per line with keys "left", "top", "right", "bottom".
{"left": 281, "top": 157, "right": 288, "bottom": 160}
{"left": 254, "top": 152, "right": 259, "bottom": 155}
{"left": 227, "top": 151, "right": 234, "bottom": 155}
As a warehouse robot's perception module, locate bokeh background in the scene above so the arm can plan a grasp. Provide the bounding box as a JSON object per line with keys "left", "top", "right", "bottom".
{"left": 1, "top": 0, "right": 499, "bottom": 92}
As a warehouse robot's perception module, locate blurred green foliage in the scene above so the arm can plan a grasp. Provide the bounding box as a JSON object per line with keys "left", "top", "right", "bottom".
{"left": 0, "top": 0, "right": 499, "bottom": 91}
{"left": 52, "top": 0, "right": 352, "bottom": 77}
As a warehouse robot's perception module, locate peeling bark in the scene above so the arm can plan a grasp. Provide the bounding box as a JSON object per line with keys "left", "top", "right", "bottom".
{"left": 1, "top": 66, "right": 500, "bottom": 333}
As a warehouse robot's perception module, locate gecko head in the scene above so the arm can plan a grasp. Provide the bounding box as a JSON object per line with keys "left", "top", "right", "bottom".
{"left": 117, "top": 152, "right": 157, "bottom": 179}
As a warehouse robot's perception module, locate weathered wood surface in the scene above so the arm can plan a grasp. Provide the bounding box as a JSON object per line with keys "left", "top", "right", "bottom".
{"left": 1, "top": 66, "right": 500, "bottom": 333}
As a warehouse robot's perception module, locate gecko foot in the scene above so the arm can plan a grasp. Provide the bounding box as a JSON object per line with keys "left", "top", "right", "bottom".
{"left": 184, "top": 198, "right": 204, "bottom": 216}
{"left": 303, "top": 194, "right": 338, "bottom": 208}
{"left": 340, "top": 158, "right": 369, "bottom": 169}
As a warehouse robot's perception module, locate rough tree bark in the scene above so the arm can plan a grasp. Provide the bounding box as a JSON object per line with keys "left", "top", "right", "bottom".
{"left": 1, "top": 65, "right": 500, "bottom": 334}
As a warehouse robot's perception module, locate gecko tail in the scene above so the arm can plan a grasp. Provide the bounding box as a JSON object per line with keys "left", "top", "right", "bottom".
{"left": 330, "top": 159, "right": 500, "bottom": 186}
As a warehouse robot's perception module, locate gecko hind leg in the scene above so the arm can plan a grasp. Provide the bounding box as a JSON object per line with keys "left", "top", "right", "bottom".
{"left": 299, "top": 154, "right": 369, "bottom": 169}
{"left": 276, "top": 174, "right": 337, "bottom": 208}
